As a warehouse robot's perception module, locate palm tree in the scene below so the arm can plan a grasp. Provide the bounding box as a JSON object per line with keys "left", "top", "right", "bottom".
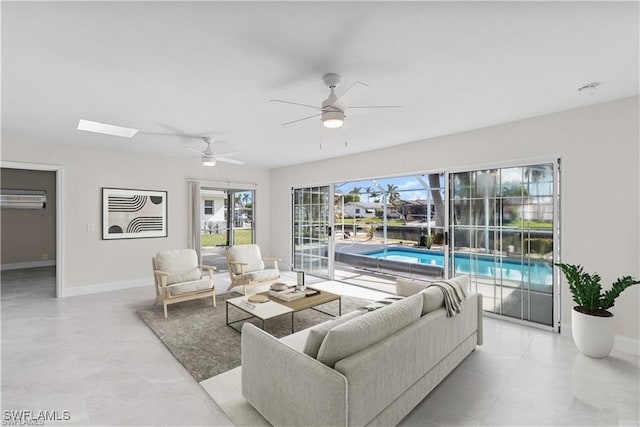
{"left": 349, "top": 186, "right": 362, "bottom": 195}
{"left": 364, "top": 186, "right": 374, "bottom": 202}
{"left": 386, "top": 184, "right": 400, "bottom": 204}
{"left": 386, "top": 184, "right": 402, "bottom": 213}
{"left": 241, "top": 192, "right": 250, "bottom": 206}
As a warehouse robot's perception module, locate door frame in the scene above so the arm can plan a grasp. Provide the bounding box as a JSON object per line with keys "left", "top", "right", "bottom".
{"left": 291, "top": 184, "right": 335, "bottom": 280}
{"left": 445, "top": 156, "right": 562, "bottom": 332}
{"left": 1, "top": 161, "right": 64, "bottom": 298}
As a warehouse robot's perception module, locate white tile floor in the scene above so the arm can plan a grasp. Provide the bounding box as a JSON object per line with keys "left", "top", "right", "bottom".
{"left": 2, "top": 267, "right": 639, "bottom": 426}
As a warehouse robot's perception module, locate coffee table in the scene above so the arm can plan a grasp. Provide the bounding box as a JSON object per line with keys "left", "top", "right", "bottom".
{"left": 226, "top": 288, "right": 341, "bottom": 334}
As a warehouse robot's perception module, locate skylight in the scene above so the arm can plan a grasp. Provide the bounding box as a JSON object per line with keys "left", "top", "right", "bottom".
{"left": 77, "top": 119, "right": 138, "bottom": 138}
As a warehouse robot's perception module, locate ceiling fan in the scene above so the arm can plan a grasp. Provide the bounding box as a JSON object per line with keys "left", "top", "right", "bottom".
{"left": 76, "top": 120, "right": 244, "bottom": 166}
{"left": 270, "top": 73, "right": 402, "bottom": 128}
{"left": 187, "top": 137, "right": 244, "bottom": 167}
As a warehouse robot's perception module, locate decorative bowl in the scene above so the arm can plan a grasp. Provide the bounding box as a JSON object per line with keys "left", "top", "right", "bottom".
{"left": 271, "top": 282, "right": 288, "bottom": 291}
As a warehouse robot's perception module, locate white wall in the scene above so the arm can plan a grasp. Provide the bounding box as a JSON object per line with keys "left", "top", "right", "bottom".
{"left": 270, "top": 96, "right": 640, "bottom": 342}
{"left": 1, "top": 139, "right": 270, "bottom": 292}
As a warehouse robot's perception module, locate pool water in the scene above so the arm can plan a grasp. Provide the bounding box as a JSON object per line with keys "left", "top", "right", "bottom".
{"left": 364, "top": 248, "right": 553, "bottom": 286}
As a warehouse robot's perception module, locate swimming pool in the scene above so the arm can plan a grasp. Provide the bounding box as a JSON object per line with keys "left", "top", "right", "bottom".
{"left": 364, "top": 247, "right": 553, "bottom": 286}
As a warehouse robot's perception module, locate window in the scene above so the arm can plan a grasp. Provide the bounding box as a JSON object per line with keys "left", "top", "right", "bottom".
{"left": 204, "top": 200, "right": 213, "bottom": 215}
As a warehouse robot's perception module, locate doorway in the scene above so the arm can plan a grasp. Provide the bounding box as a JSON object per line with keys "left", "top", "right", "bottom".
{"left": 0, "top": 162, "right": 63, "bottom": 297}
{"left": 292, "top": 185, "right": 333, "bottom": 279}
{"left": 200, "top": 187, "right": 255, "bottom": 271}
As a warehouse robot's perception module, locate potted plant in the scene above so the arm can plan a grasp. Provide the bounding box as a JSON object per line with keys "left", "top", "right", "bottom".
{"left": 556, "top": 263, "right": 639, "bottom": 358}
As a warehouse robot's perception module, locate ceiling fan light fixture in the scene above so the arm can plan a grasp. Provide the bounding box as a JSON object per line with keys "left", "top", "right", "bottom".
{"left": 202, "top": 157, "right": 216, "bottom": 167}
{"left": 322, "top": 110, "right": 344, "bottom": 128}
{"left": 77, "top": 119, "right": 138, "bottom": 138}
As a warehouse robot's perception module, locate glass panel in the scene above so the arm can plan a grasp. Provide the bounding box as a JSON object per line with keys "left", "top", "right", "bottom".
{"left": 293, "top": 186, "right": 332, "bottom": 279}
{"left": 450, "top": 163, "right": 557, "bottom": 328}
{"left": 232, "top": 191, "right": 254, "bottom": 245}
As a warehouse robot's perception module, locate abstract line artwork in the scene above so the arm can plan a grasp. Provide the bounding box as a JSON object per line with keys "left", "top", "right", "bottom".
{"left": 102, "top": 188, "right": 167, "bottom": 239}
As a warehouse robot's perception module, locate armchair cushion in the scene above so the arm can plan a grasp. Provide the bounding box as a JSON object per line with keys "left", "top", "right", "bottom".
{"left": 168, "top": 278, "right": 214, "bottom": 296}
{"left": 155, "top": 249, "right": 201, "bottom": 285}
{"left": 227, "top": 244, "right": 265, "bottom": 274}
{"left": 246, "top": 269, "right": 280, "bottom": 282}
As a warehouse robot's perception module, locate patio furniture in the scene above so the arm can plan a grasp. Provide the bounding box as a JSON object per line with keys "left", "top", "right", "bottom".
{"left": 225, "top": 244, "right": 281, "bottom": 295}
{"left": 152, "top": 249, "right": 216, "bottom": 318}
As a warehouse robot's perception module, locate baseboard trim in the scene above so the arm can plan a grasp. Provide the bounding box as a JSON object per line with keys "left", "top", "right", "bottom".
{"left": 1, "top": 260, "right": 56, "bottom": 270}
{"left": 62, "top": 278, "right": 152, "bottom": 298}
{"left": 560, "top": 322, "right": 639, "bottom": 356}
{"left": 614, "top": 335, "right": 640, "bottom": 356}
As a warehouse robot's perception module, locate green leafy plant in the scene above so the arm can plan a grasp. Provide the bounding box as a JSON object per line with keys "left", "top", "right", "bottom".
{"left": 556, "top": 263, "right": 640, "bottom": 317}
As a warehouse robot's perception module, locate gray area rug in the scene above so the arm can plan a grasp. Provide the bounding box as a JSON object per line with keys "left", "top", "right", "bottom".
{"left": 137, "top": 293, "right": 370, "bottom": 382}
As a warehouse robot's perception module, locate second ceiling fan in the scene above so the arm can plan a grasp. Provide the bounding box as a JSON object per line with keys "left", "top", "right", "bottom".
{"left": 270, "top": 73, "right": 402, "bottom": 128}
{"left": 188, "top": 137, "right": 244, "bottom": 167}
{"left": 76, "top": 120, "right": 244, "bottom": 167}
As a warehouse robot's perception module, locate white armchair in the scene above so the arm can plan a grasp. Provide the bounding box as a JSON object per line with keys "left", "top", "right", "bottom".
{"left": 225, "top": 244, "right": 280, "bottom": 295}
{"left": 152, "top": 249, "right": 216, "bottom": 318}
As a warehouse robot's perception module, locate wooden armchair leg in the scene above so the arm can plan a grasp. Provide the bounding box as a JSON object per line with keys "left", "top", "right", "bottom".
{"left": 212, "top": 291, "right": 217, "bottom": 307}
{"left": 163, "top": 301, "right": 168, "bottom": 319}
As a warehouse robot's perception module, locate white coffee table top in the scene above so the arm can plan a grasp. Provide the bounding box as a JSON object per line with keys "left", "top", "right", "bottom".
{"left": 226, "top": 295, "right": 293, "bottom": 321}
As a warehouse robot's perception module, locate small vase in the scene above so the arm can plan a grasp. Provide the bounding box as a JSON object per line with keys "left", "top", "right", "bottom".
{"left": 571, "top": 307, "right": 615, "bottom": 358}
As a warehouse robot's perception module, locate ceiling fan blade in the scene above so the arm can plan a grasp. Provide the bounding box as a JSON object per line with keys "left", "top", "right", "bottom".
{"left": 281, "top": 113, "right": 322, "bottom": 126}
{"left": 347, "top": 105, "right": 403, "bottom": 109}
{"left": 335, "top": 81, "right": 369, "bottom": 105}
{"left": 270, "top": 99, "right": 322, "bottom": 111}
{"left": 212, "top": 151, "right": 239, "bottom": 157}
{"left": 187, "top": 147, "right": 205, "bottom": 155}
{"left": 215, "top": 157, "right": 245, "bottom": 165}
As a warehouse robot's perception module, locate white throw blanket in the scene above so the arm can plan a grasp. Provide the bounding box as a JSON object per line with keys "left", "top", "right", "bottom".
{"left": 427, "top": 280, "right": 467, "bottom": 317}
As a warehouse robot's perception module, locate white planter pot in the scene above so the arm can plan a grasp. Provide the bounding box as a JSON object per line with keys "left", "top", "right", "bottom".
{"left": 571, "top": 307, "right": 615, "bottom": 358}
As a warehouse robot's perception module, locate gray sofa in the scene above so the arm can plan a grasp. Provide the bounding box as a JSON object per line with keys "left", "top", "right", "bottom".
{"left": 241, "top": 276, "right": 483, "bottom": 426}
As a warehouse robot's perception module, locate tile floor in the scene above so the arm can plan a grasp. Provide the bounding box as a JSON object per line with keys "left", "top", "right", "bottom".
{"left": 2, "top": 267, "right": 639, "bottom": 426}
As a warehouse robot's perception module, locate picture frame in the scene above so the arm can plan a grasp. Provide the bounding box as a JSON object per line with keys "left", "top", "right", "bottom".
{"left": 102, "top": 187, "right": 167, "bottom": 240}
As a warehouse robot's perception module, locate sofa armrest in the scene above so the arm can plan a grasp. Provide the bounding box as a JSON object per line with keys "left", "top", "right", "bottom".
{"left": 241, "top": 323, "right": 348, "bottom": 427}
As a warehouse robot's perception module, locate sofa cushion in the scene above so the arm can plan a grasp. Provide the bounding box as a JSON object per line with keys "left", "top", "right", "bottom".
{"left": 155, "top": 249, "right": 201, "bottom": 285}
{"left": 227, "top": 244, "right": 265, "bottom": 274}
{"left": 302, "top": 310, "right": 365, "bottom": 358}
{"left": 316, "top": 293, "right": 423, "bottom": 367}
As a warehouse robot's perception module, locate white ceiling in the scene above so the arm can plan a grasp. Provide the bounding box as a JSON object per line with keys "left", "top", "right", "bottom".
{"left": 2, "top": 1, "right": 638, "bottom": 169}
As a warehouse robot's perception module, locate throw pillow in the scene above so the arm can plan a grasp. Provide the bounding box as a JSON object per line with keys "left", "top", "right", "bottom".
{"left": 359, "top": 295, "right": 405, "bottom": 312}
{"left": 419, "top": 286, "right": 445, "bottom": 315}
{"left": 395, "top": 277, "right": 429, "bottom": 296}
{"left": 302, "top": 310, "right": 365, "bottom": 358}
{"left": 316, "top": 293, "right": 423, "bottom": 367}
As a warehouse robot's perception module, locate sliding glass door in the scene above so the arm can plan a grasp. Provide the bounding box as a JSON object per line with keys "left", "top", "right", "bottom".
{"left": 449, "top": 162, "right": 558, "bottom": 329}
{"left": 292, "top": 185, "right": 333, "bottom": 279}
{"left": 200, "top": 187, "right": 254, "bottom": 271}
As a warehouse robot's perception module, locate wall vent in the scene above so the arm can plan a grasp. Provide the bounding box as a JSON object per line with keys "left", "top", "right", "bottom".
{"left": 0, "top": 189, "right": 47, "bottom": 209}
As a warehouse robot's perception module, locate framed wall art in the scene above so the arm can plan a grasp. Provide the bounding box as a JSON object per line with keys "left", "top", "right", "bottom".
{"left": 102, "top": 188, "right": 167, "bottom": 240}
